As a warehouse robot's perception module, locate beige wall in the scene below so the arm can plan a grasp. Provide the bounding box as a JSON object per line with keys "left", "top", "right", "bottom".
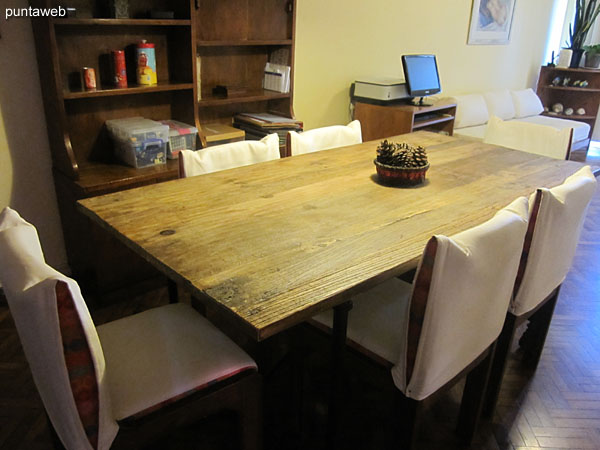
{"left": 0, "top": 0, "right": 68, "bottom": 271}
{"left": 294, "top": 0, "right": 554, "bottom": 129}
{"left": 0, "top": 0, "right": 553, "bottom": 271}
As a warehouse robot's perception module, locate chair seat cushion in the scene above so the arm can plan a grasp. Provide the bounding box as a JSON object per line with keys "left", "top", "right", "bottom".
{"left": 312, "top": 277, "right": 412, "bottom": 366}
{"left": 97, "top": 303, "right": 257, "bottom": 420}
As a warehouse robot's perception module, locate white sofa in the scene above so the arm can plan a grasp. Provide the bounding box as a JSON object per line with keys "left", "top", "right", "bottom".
{"left": 447, "top": 89, "right": 591, "bottom": 151}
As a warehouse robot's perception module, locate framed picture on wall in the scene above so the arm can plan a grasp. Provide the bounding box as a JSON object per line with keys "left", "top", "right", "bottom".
{"left": 468, "top": 0, "right": 516, "bottom": 45}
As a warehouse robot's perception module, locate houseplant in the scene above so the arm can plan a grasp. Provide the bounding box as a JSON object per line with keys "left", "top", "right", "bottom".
{"left": 374, "top": 140, "right": 429, "bottom": 186}
{"left": 583, "top": 43, "right": 600, "bottom": 68}
{"left": 567, "top": 0, "right": 600, "bottom": 67}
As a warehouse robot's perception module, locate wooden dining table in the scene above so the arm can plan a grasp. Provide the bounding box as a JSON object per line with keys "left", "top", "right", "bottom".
{"left": 78, "top": 130, "right": 586, "bottom": 446}
{"left": 78, "top": 131, "right": 584, "bottom": 341}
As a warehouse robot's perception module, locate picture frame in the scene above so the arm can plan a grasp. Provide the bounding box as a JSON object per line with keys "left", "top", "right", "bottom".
{"left": 467, "top": 0, "right": 516, "bottom": 45}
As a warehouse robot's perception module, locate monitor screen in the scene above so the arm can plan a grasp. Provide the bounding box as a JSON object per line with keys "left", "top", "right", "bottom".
{"left": 401, "top": 54, "right": 441, "bottom": 99}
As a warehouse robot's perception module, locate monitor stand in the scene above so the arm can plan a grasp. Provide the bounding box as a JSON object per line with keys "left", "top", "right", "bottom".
{"left": 410, "top": 97, "right": 433, "bottom": 107}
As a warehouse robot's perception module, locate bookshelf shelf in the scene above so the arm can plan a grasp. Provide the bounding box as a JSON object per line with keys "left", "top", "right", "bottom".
{"left": 198, "top": 90, "right": 290, "bottom": 107}
{"left": 53, "top": 18, "right": 191, "bottom": 26}
{"left": 197, "top": 40, "right": 293, "bottom": 47}
{"left": 63, "top": 83, "right": 194, "bottom": 99}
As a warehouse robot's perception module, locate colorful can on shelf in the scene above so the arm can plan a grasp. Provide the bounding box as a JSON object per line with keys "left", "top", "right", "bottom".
{"left": 81, "top": 67, "right": 97, "bottom": 91}
{"left": 112, "top": 50, "right": 128, "bottom": 88}
{"left": 137, "top": 40, "right": 157, "bottom": 86}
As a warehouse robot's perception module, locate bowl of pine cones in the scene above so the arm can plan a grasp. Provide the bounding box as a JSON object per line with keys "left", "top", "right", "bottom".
{"left": 374, "top": 140, "right": 429, "bottom": 186}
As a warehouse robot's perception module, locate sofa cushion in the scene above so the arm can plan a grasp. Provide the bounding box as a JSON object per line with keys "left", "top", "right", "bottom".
{"left": 484, "top": 90, "right": 516, "bottom": 120}
{"left": 451, "top": 94, "right": 490, "bottom": 129}
{"left": 511, "top": 89, "right": 544, "bottom": 118}
{"left": 517, "top": 115, "right": 590, "bottom": 144}
{"left": 453, "top": 124, "right": 488, "bottom": 140}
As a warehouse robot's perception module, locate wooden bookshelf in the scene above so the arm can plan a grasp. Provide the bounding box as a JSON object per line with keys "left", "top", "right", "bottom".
{"left": 30, "top": 0, "right": 297, "bottom": 295}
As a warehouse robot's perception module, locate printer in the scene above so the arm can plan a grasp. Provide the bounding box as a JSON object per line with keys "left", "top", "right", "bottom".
{"left": 352, "top": 77, "right": 409, "bottom": 102}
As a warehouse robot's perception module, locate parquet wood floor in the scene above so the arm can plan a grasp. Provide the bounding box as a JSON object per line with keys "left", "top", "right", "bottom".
{"left": 1, "top": 150, "right": 599, "bottom": 450}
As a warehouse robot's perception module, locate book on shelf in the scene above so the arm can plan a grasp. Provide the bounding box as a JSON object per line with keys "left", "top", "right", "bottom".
{"left": 234, "top": 112, "right": 302, "bottom": 128}
{"left": 233, "top": 112, "right": 303, "bottom": 147}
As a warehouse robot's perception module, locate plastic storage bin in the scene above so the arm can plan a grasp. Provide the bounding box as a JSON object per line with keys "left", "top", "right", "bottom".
{"left": 160, "top": 120, "right": 198, "bottom": 159}
{"left": 106, "top": 117, "right": 168, "bottom": 168}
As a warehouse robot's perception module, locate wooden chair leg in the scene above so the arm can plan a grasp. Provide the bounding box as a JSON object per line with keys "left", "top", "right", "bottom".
{"left": 483, "top": 314, "right": 519, "bottom": 418}
{"left": 394, "top": 393, "right": 422, "bottom": 450}
{"left": 520, "top": 287, "right": 560, "bottom": 371}
{"left": 239, "top": 372, "right": 263, "bottom": 450}
{"left": 327, "top": 301, "right": 352, "bottom": 450}
{"left": 167, "top": 279, "right": 178, "bottom": 304}
{"left": 457, "top": 344, "right": 495, "bottom": 444}
{"left": 47, "top": 413, "right": 66, "bottom": 450}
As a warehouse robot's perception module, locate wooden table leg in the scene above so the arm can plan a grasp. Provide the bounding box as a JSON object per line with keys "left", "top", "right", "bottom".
{"left": 327, "top": 300, "right": 353, "bottom": 449}
{"left": 167, "top": 279, "right": 178, "bottom": 304}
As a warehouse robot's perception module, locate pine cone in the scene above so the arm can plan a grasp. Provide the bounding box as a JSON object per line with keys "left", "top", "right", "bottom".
{"left": 376, "top": 141, "right": 428, "bottom": 168}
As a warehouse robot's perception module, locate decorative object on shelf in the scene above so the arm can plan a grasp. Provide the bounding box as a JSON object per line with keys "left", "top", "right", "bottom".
{"left": 137, "top": 40, "right": 157, "bottom": 86}
{"left": 263, "top": 62, "right": 291, "bottom": 93}
{"left": 581, "top": 80, "right": 589, "bottom": 87}
{"left": 552, "top": 76, "right": 561, "bottom": 86}
{"left": 547, "top": 50, "right": 556, "bottom": 67}
{"left": 111, "top": 50, "right": 127, "bottom": 89}
{"left": 81, "top": 67, "right": 96, "bottom": 91}
{"left": 374, "top": 140, "right": 429, "bottom": 186}
{"left": 109, "top": 0, "right": 128, "bottom": 18}
{"left": 565, "top": 0, "right": 600, "bottom": 68}
{"left": 565, "top": 107, "right": 574, "bottom": 115}
{"left": 584, "top": 43, "right": 600, "bottom": 68}
{"left": 563, "top": 77, "right": 571, "bottom": 86}
{"left": 552, "top": 103, "right": 564, "bottom": 113}
{"left": 467, "top": 0, "right": 517, "bottom": 45}
{"left": 557, "top": 49, "right": 573, "bottom": 68}
{"left": 544, "top": 106, "right": 550, "bottom": 112}
{"left": 573, "top": 80, "right": 582, "bottom": 86}
{"left": 577, "top": 107, "right": 587, "bottom": 115}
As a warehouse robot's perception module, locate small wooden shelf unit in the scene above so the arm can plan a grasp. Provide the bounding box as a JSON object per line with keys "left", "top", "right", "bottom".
{"left": 354, "top": 101, "right": 457, "bottom": 142}
{"left": 536, "top": 65, "right": 600, "bottom": 149}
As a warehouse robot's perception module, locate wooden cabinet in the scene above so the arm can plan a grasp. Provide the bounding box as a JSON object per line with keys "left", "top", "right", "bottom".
{"left": 354, "top": 101, "right": 456, "bottom": 142}
{"left": 30, "top": 0, "right": 296, "bottom": 295}
{"left": 536, "top": 66, "right": 600, "bottom": 149}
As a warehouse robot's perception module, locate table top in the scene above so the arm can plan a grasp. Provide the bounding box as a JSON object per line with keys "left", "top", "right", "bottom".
{"left": 78, "top": 132, "right": 585, "bottom": 341}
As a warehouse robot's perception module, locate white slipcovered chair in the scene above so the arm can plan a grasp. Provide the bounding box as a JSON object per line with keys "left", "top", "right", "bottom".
{"left": 483, "top": 166, "right": 597, "bottom": 417}
{"left": 179, "top": 133, "right": 280, "bottom": 177}
{"left": 0, "top": 207, "right": 261, "bottom": 450}
{"left": 312, "top": 197, "right": 529, "bottom": 448}
{"left": 286, "top": 120, "right": 362, "bottom": 156}
{"left": 483, "top": 115, "right": 573, "bottom": 160}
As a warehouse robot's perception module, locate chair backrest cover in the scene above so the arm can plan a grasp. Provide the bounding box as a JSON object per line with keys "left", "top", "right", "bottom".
{"left": 287, "top": 120, "right": 362, "bottom": 156}
{"left": 484, "top": 115, "right": 573, "bottom": 160}
{"left": 0, "top": 208, "right": 118, "bottom": 450}
{"left": 511, "top": 166, "right": 597, "bottom": 316}
{"left": 179, "top": 133, "right": 280, "bottom": 177}
{"left": 391, "top": 198, "right": 529, "bottom": 401}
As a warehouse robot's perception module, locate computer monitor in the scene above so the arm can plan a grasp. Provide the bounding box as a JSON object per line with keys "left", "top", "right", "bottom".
{"left": 401, "top": 54, "right": 441, "bottom": 106}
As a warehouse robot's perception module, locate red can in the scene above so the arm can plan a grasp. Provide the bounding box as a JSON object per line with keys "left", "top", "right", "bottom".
{"left": 81, "top": 67, "right": 96, "bottom": 91}
{"left": 112, "top": 50, "right": 127, "bottom": 88}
